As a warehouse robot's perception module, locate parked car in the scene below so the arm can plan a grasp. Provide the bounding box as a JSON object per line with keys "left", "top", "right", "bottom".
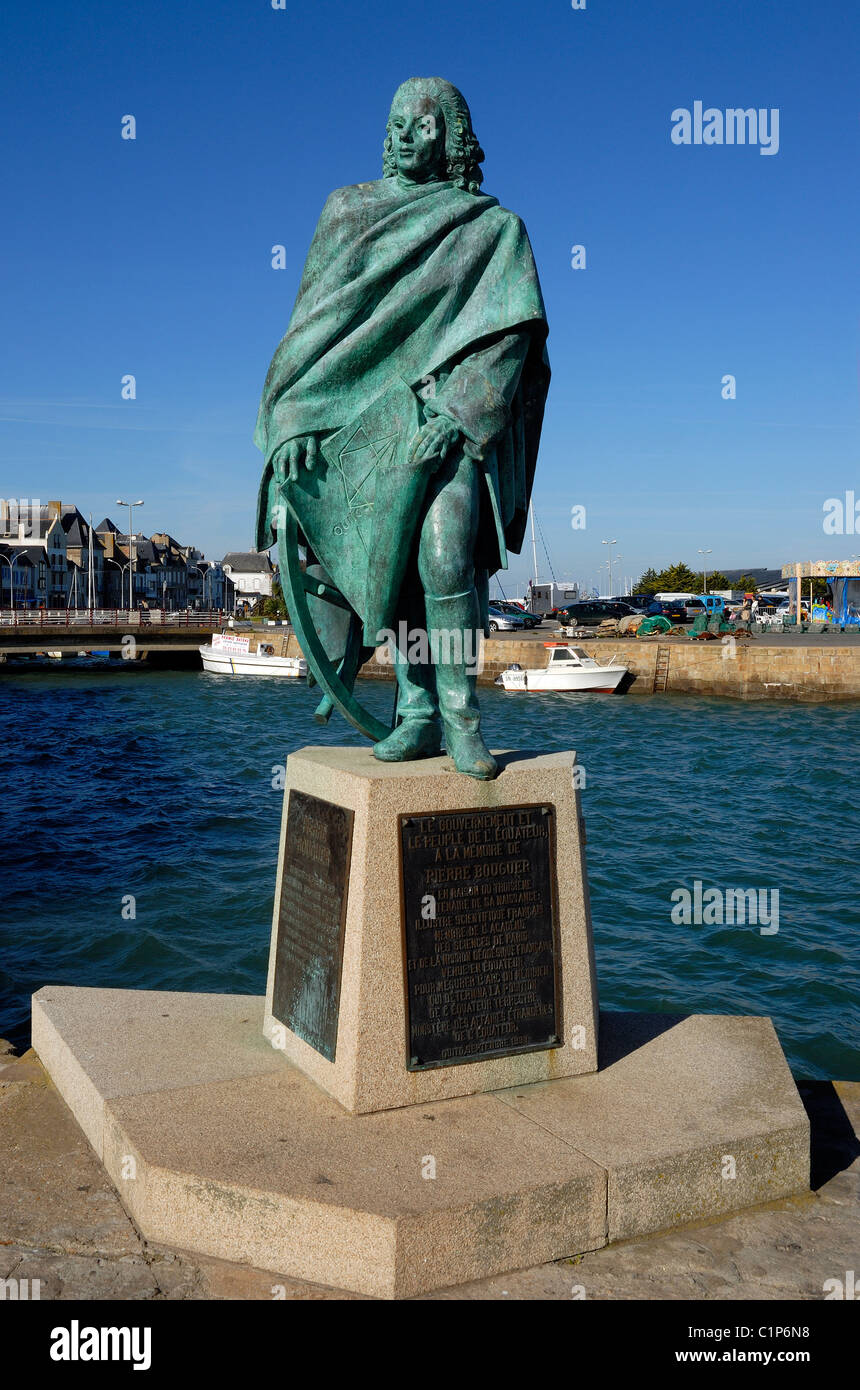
{"left": 487, "top": 604, "right": 525, "bottom": 632}
{"left": 493, "top": 600, "right": 541, "bottom": 628}
{"left": 609, "top": 594, "right": 651, "bottom": 613}
{"left": 647, "top": 599, "right": 688, "bottom": 624}
{"left": 684, "top": 595, "right": 725, "bottom": 621}
{"left": 559, "top": 600, "right": 638, "bottom": 627}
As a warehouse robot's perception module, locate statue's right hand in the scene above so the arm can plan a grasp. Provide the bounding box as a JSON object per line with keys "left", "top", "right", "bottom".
{"left": 272, "top": 435, "right": 319, "bottom": 484}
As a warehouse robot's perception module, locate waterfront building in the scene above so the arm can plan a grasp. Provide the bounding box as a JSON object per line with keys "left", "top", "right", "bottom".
{"left": 222, "top": 552, "right": 274, "bottom": 613}
{"left": 59, "top": 506, "right": 104, "bottom": 608}
{"left": 0, "top": 500, "right": 69, "bottom": 607}
{"left": 0, "top": 546, "right": 41, "bottom": 607}
{"left": 188, "top": 558, "right": 231, "bottom": 611}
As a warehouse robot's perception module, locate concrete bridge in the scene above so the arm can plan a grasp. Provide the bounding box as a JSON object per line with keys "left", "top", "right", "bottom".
{"left": 0, "top": 609, "right": 225, "bottom": 663}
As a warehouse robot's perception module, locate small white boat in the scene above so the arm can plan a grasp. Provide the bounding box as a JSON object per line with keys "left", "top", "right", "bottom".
{"left": 496, "top": 643, "right": 627, "bottom": 693}
{"left": 199, "top": 632, "right": 308, "bottom": 678}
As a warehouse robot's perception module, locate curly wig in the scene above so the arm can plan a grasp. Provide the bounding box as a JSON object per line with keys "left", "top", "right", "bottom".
{"left": 382, "top": 77, "right": 485, "bottom": 194}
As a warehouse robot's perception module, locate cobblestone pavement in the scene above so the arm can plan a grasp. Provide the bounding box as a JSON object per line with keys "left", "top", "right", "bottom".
{"left": 1, "top": 1042, "right": 856, "bottom": 1301}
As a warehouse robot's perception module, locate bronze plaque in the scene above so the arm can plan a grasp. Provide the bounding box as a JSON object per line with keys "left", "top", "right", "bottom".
{"left": 272, "top": 790, "right": 354, "bottom": 1061}
{"left": 400, "top": 804, "right": 562, "bottom": 1069}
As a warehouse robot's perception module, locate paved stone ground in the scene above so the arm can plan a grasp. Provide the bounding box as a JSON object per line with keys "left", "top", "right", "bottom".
{"left": 1, "top": 1041, "right": 856, "bottom": 1301}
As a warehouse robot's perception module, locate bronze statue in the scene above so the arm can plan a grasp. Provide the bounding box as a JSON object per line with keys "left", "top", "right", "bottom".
{"left": 255, "top": 77, "right": 549, "bottom": 778}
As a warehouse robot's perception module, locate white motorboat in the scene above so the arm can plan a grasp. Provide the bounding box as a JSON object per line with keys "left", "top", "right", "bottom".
{"left": 199, "top": 632, "right": 308, "bottom": 678}
{"left": 496, "top": 643, "right": 627, "bottom": 693}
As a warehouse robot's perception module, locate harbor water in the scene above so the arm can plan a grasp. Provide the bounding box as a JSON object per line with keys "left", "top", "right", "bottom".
{"left": 1, "top": 661, "right": 858, "bottom": 1080}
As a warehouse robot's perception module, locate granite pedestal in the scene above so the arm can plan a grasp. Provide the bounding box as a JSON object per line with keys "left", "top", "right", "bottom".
{"left": 262, "top": 747, "right": 598, "bottom": 1113}
{"left": 30, "top": 746, "right": 810, "bottom": 1297}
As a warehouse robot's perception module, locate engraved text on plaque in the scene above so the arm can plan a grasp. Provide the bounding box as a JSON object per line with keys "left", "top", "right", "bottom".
{"left": 401, "top": 805, "right": 561, "bottom": 1069}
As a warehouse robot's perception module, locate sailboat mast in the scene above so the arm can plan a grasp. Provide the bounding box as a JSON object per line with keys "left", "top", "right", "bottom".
{"left": 529, "top": 500, "right": 539, "bottom": 588}
{"left": 88, "top": 514, "right": 94, "bottom": 609}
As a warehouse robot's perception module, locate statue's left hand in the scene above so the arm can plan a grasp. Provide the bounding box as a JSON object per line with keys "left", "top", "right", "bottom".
{"left": 407, "top": 416, "right": 461, "bottom": 467}
{"left": 272, "top": 435, "right": 319, "bottom": 484}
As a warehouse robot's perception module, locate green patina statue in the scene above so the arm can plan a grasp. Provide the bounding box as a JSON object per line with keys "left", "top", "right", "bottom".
{"left": 255, "top": 77, "right": 549, "bottom": 779}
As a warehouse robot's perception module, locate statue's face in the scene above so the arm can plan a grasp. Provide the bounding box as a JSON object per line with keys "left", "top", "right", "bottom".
{"left": 388, "top": 93, "right": 445, "bottom": 182}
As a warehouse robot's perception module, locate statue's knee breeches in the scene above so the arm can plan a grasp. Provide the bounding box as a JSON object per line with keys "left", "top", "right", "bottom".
{"left": 417, "top": 452, "right": 479, "bottom": 598}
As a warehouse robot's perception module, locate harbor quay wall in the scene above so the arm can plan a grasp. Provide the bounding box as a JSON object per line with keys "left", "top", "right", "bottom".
{"left": 580, "top": 639, "right": 860, "bottom": 700}
{"left": 277, "top": 632, "right": 860, "bottom": 700}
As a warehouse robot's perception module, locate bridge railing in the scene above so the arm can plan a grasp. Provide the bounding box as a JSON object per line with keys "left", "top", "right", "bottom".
{"left": 0, "top": 609, "right": 225, "bottom": 628}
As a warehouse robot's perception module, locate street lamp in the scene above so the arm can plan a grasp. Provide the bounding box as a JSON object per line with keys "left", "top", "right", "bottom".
{"left": 0, "top": 551, "right": 25, "bottom": 613}
{"left": 601, "top": 539, "right": 619, "bottom": 597}
{"left": 188, "top": 564, "right": 213, "bottom": 612}
{"left": 116, "top": 499, "right": 144, "bottom": 609}
{"left": 103, "top": 557, "right": 130, "bottom": 611}
{"left": 600, "top": 553, "right": 621, "bottom": 597}
{"left": 697, "top": 548, "right": 713, "bottom": 593}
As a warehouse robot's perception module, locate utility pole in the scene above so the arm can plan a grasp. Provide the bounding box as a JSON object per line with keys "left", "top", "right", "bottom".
{"left": 698, "top": 548, "right": 712, "bottom": 593}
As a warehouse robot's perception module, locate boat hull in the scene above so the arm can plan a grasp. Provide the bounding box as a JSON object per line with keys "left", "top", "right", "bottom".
{"left": 199, "top": 645, "right": 307, "bottom": 677}
{"left": 499, "top": 666, "right": 626, "bottom": 693}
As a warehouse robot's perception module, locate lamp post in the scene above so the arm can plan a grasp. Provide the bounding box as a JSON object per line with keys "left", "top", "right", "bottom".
{"left": 0, "top": 551, "right": 24, "bottom": 613}
{"left": 601, "top": 539, "right": 619, "bottom": 597}
{"left": 188, "top": 564, "right": 213, "bottom": 612}
{"left": 697, "top": 548, "right": 713, "bottom": 593}
{"left": 116, "top": 499, "right": 144, "bottom": 609}
{"left": 103, "top": 557, "right": 130, "bottom": 611}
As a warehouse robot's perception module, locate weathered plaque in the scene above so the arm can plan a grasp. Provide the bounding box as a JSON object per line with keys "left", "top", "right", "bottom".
{"left": 272, "top": 790, "right": 354, "bottom": 1061}
{"left": 400, "top": 805, "right": 561, "bottom": 1069}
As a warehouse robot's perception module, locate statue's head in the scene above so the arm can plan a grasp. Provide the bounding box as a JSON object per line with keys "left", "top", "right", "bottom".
{"left": 383, "top": 78, "right": 485, "bottom": 193}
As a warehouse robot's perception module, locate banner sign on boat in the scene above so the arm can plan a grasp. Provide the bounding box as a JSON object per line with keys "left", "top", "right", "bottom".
{"left": 212, "top": 632, "right": 250, "bottom": 654}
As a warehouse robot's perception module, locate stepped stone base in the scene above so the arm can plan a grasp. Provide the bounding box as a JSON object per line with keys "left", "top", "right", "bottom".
{"left": 32, "top": 988, "right": 809, "bottom": 1299}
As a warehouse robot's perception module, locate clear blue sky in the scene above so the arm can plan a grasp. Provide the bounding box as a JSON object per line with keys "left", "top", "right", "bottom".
{"left": 1, "top": 0, "right": 857, "bottom": 595}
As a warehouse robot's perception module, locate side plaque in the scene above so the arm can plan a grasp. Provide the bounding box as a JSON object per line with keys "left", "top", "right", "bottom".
{"left": 272, "top": 790, "right": 353, "bottom": 1062}
{"left": 401, "top": 805, "right": 562, "bottom": 1070}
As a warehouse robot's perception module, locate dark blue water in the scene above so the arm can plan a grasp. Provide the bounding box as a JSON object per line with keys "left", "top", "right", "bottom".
{"left": 1, "top": 662, "right": 858, "bottom": 1079}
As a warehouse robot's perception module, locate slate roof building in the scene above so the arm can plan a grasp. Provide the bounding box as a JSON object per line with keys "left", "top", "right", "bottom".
{"left": 0, "top": 501, "right": 68, "bottom": 607}
{"left": 1, "top": 498, "right": 233, "bottom": 612}
{"left": 222, "top": 552, "right": 274, "bottom": 612}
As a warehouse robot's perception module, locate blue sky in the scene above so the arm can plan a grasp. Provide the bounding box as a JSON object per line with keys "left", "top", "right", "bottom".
{"left": 1, "top": 0, "right": 857, "bottom": 596}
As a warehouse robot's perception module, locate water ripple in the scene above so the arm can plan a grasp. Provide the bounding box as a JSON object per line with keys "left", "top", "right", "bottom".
{"left": 0, "top": 668, "right": 857, "bottom": 1078}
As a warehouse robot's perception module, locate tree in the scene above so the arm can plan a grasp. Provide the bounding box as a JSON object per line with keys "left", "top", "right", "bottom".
{"left": 700, "top": 570, "right": 729, "bottom": 592}
{"left": 634, "top": 567, "right": 661, "bottom": 596}
{"left": 254, "top": 579, "right": 288, "bottom": 619}
{"left": 735, "top": 574, "right": 761, "bottom": 594}
{"left": 656, "top": 561, "right": 700, "bottom": 592}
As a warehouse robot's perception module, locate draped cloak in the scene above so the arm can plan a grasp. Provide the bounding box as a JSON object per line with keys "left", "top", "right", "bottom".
{"left": 254, "top": 176, "right": 550, "bottom": 618}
